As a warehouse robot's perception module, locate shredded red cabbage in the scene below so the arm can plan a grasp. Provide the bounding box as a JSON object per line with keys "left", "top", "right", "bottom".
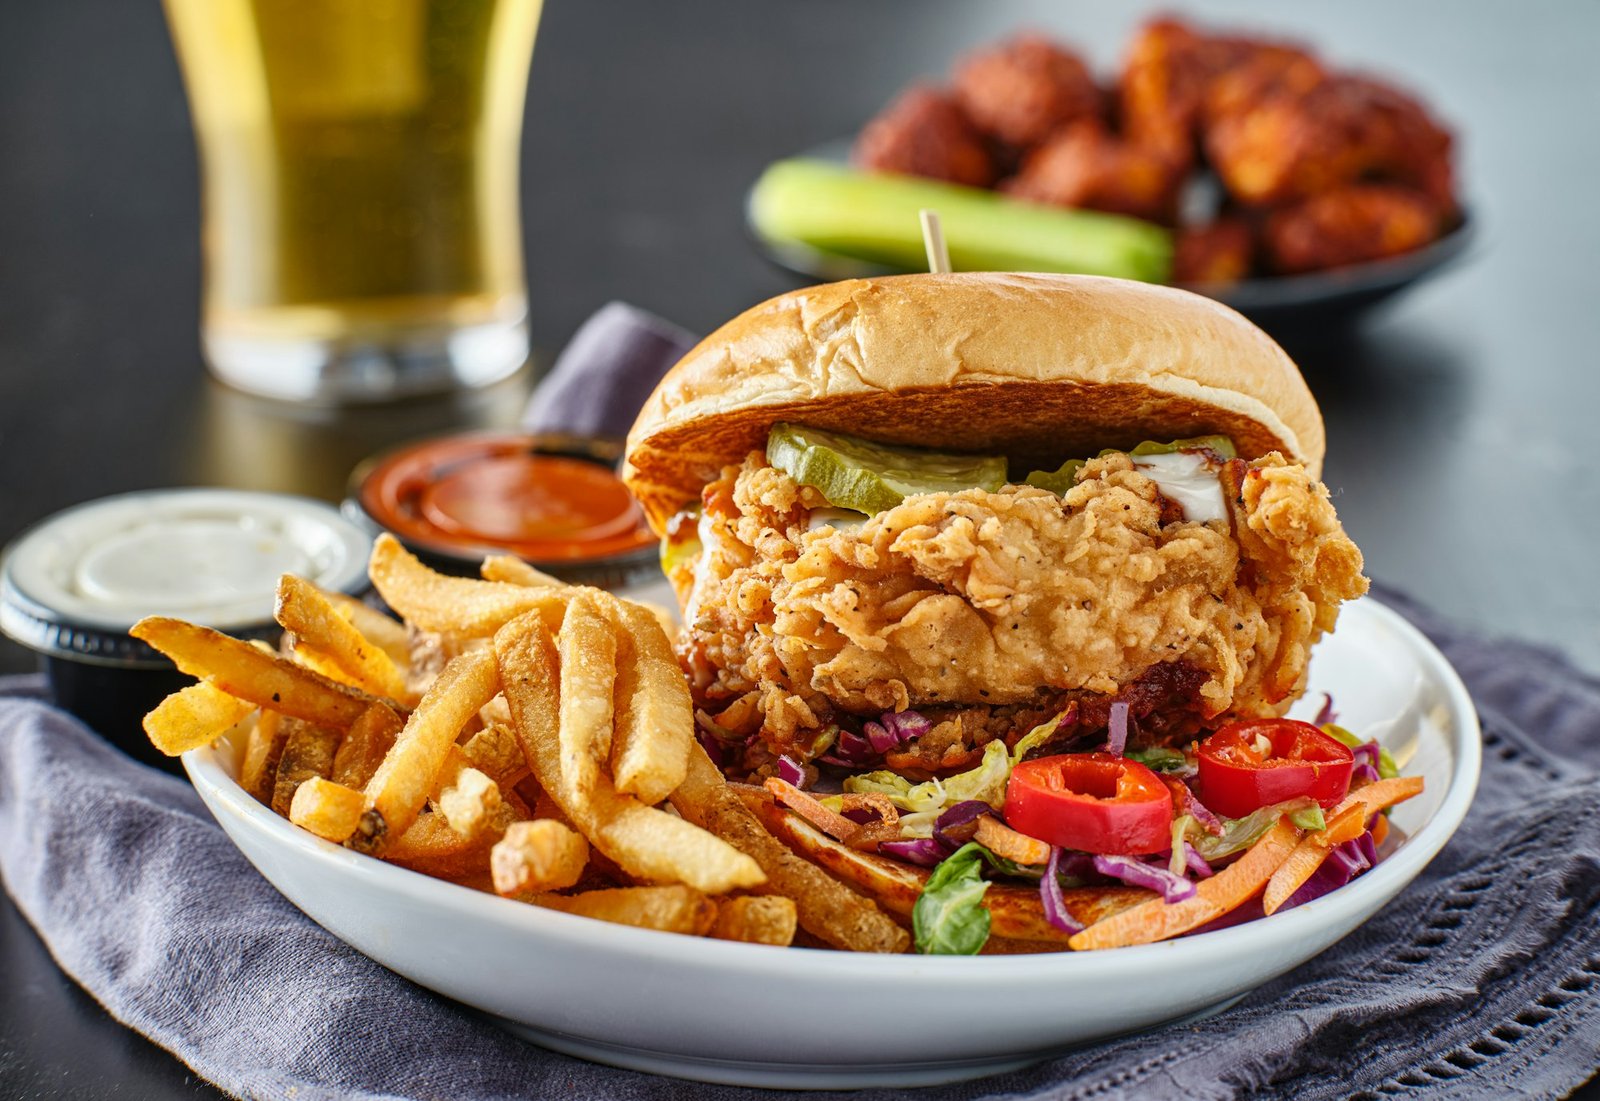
{"left": 1352, "top": 761, "right": 1381, "bottom": 785}
{"left": 776, "top": 755, "right": 805, "bottom": 787}
{"left": 878, "top": 838, "right": 949, "bottom": 867}
{"left": 819, "top": 727, "right": 878, "bottom": 768}
{"left": 882, "top": 709, "right": 932, "bottom": 741}
{"left": 1179, "top": 783, "right": 1225, "bottom": 834}
{"left": 1107, "top": 701, "right": 1130, "bottom": 756}
{"left": 933, "top": 800, "right": 993, "bottom": 848}
{"left": 863, "top": 721, "right": 897, "bottom": 755}
{"left": 1351, "top": 742, "right": 1380, "bottom": 771}
{"left": 1314, "top": 693, "right": 1338, "bottom": 726}
{"left": 1182, "top": 842, "right": 1214, "bottom": 879}
{"left": 1093, "top": 854, "right": 1198, "bottom": 903}
{"left": 1352, "top": 830, "right": 1378, "bottom": 867}
{"left": 1040, "top": 846, "right": 1085, "bottom": 934}
{"left": 696, "top": 728, "right": 725, "bottom": 768}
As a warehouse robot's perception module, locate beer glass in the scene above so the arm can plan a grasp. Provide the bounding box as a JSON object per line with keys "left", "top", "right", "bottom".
{"left": 164, "top": 0, "right": 542, "bottom": 402}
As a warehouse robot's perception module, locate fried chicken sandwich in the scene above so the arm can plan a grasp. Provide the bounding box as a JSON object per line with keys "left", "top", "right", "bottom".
{"left": 623, "top": 273, "right": 1367, "bottom": 788}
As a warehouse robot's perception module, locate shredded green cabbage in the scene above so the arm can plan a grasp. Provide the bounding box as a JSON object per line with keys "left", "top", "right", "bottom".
{"left": 1179, "top": 797, "right": 1320, "bottom": 863}
{"left": 1322, "top": 724, "right": 1399, "bottom": 779}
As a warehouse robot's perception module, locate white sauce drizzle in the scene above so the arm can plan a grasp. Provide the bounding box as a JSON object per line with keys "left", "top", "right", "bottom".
{"left": 1129, "top": 451, "right": 1228, "bottom": 523}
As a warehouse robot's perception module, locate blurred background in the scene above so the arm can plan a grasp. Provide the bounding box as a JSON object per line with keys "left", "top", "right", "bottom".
{"left": 1, "top": 0, "right": 1597, "bottom": 667}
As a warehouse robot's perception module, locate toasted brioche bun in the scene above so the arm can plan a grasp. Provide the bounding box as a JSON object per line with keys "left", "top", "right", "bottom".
{"left": 624, "top": 273, "right": 1324, "bottom": 532}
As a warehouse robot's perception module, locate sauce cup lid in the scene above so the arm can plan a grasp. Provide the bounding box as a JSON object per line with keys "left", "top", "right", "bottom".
{"left": 1, "top": 488, "right": 372, "bottom": 668}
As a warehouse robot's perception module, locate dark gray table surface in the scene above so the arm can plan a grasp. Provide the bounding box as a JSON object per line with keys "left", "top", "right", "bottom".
{"left": 2, "top": 1, "right": 1597, "bottom": 1097}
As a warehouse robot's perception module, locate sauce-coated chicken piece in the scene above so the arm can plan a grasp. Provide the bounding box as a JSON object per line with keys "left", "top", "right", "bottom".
{"left": 852, "top": 85, "right": 997, "bottom": 188}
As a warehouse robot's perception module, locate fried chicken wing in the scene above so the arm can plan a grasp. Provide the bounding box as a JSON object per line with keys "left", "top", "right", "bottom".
{"left": 1172, "top": 217, "right": 1256, "bottom": 284}
{"left": 678, "top": 452, "right": 1366, "bottom": 768}
{"left": 1118, "top": 18, "right": 1319, "bottom": 168}
{"left": 1205, "top": 73, "right": 1455, "bottom": 208}
{"left": 952, "top": 33, "right": 1102, "bottom": 150}
{"left": 1001, "top": 121, "right": 1186, "bottom": 224}
{"left": 1262, "top": 184, "right": 1442, "bottom": 274}
{"left": 851, "top": 85, "right": 997, "bottom": 188}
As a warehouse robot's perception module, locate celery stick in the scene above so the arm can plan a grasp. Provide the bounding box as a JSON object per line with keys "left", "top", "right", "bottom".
{"left": 749, "top": 159, "right": 1173, "bottom": 283}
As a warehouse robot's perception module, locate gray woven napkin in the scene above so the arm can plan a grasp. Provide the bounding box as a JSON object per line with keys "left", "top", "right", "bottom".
{"left": 3, "top": 303, "right": 1599, "bottom": 1100}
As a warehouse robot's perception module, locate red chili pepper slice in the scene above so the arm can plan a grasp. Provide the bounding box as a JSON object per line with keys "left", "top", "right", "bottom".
{"left": 1196, "top": 718, "right": 1354, "bottom": 819}
{"left": 1004, "top": 752, "right": 1174, "bottom": 856}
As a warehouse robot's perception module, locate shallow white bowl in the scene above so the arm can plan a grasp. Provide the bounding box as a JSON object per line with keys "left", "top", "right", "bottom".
{"left": 184, "top": 596, "right": 1480, "bottom": 1089}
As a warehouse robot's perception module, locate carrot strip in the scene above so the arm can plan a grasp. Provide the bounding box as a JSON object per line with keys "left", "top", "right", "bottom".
{"left": 974, "top": 815, "right": 1052, "bottom": 866}
{"left": 1371, "top": 814, "right": 1391, "bottom": 847}
{"left": 1262, "top": 804, "right": 1365, "bottom": 915}
{"left": 1069, "top": 818, "right": 1301, "bottom": 950}
{"left": 1333, "top": 775, "right": 1424, "bottom": 820}
{"left": 763, "top": 778, "right": 861, "bottom": 844}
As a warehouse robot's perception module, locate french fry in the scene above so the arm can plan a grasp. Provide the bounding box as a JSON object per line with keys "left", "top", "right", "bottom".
{"left": 370, "top": 533, "right": 565, "bottom": 637}
{"left": 276, "top": 574, "right": 411, "bottom": 703}
{"left": 289, "top": 777, "right": 366, "bottom": 843}
{"left": 491, "top": 819, "right": 589, "bottom": 895}
{"left": 557, "top": 591, "right": 617, "bottom": 793}
{"left": 384, "top": 806, "right": 515, "bottom": 879}
{"left": 131, "top": 616, "right": 377, "bottom": 728}
{"left": 325, "top": 590, "right": 411, "bottom": 667}
{"left": 481, "top": 555, "right": 561, "bottom": 588}
{"left": 270, "top": 718, "right": 342, "bottom": 816}
{"left": 1069, "top": 818, "right": 1303, "bottom": 950}
{"left": 286, "top": 640, "right": 361, "bottom": 688}
{"left": 1263, "top": 804, "right": 1366, "bottom": 915}
{"left": 239, "top": 711, "right": 288, "bottom": 804}
{"left": 974, "top": 815, "right": 1052, "bottom": 866}
{"left": 609, "top": 599, "right": 691, "bottom": 805}
{"left": 533, "top": 885, "right": 717, "bottom": 936}
{"left": 330, "top": 702, "right": 403, "bottom": 790}
{"left": 711, "top": 895, "right": 797, "bottom": 946}
{"left": 670, "top": 745, "right": 909, "bottom": 953}
{"left": 142, "top": 681, "right": 255, "bottom": 756}
{"left": 355, "top": 648, "right": 500, "bottom": 853}
{"left": 461, "top": 722, "right": 527, "bottom": 789}
{"left": 495, "top": 615, "right": 764, "bottom": 895}
{"left": 433, "top": 749, "right": 503, "bottom": 838}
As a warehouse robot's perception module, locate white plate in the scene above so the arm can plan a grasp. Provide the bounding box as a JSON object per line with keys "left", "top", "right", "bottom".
{"left": 184, "top": 595, "right": 1480, "bottom": 1089}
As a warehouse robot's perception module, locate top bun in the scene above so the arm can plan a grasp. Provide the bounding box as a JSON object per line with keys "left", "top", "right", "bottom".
{"left": 624, "top": 273, "right": 1324, "bottom": 532}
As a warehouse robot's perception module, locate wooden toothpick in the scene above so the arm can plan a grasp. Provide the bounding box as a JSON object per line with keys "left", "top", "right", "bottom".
{"left": 920, "top": 209, "right": 951, "bottom": 274}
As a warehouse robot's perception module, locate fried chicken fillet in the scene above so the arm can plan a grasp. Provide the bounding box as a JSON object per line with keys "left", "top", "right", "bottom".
{"left": 672, "top": 447, "right": 1364, "bottom": 775}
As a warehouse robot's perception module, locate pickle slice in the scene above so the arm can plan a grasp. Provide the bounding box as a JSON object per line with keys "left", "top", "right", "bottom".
{"left": 1024, "top": 459, "right": 1085, "bottom": 495}
{"left": 1128, "top": 435, "right": 1237, "bottom": 459}
{"left": 767, "top": 424, "right": 1008, "bottom": 514}
{"left": 1024, "top": 436, "right": 1237, "bottom": 497}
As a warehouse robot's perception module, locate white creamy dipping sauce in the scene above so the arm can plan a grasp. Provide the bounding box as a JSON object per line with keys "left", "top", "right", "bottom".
{"left": 1129, "top": 451, "right": 1229, "bottom": 523}
{"left": 3, "top": 489, "right": 372, "bottom": 630}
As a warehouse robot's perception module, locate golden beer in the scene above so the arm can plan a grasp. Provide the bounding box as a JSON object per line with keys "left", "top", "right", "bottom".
{"left": 164, "top": 0, "right": 542, "bottom": 401}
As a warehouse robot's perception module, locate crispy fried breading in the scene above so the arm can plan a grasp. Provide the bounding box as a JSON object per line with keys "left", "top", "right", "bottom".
{"left": 678, "top": 452, "right": 1366, "bottom": 764}
{"left": 1263, "top": 184, "right": 1442, "bottom": 274}
{"left": 952, "top": 33, "right": 1102, "bottom": 150}
{"left": 851, "top": 85, "right": 997, "bottom": 188}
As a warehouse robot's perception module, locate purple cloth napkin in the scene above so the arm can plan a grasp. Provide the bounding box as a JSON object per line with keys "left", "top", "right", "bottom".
{"left": 3, "top": 306, "right": 1599, "bottom": 1100}
{"left": 520, "top": 300, "right": 698, "bottom": 439}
